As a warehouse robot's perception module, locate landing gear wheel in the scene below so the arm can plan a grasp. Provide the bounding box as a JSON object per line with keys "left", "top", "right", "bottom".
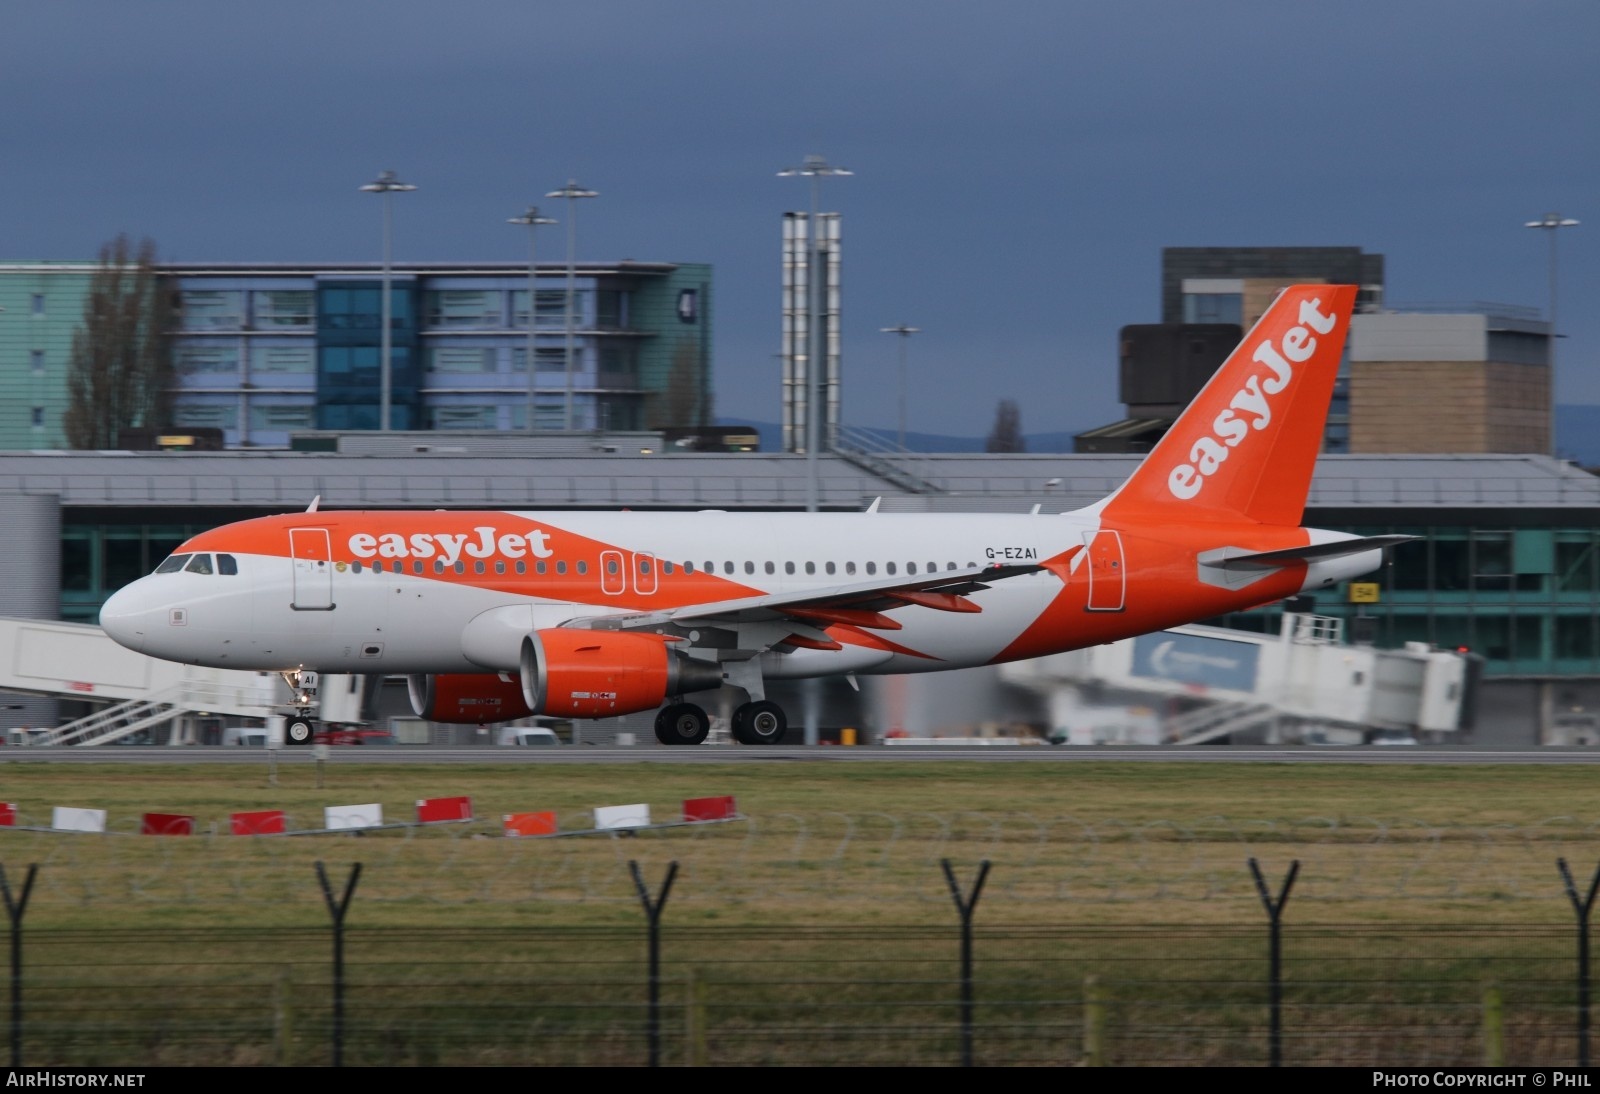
{"left": 285, "top": 717, "right": 316, "bottom": 746}
{"left": 732, "top": 700, "right": 788, "bottom": 745}
{"left": 654, "top": 703, "right": 710, "bottom": 746}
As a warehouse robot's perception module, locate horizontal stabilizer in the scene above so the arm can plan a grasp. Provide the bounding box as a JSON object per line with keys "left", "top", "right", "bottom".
{"left": 1209, "top": 535, "right": 1418, "bottom": 571}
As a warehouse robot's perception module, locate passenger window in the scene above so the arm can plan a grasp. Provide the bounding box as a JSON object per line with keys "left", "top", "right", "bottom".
{"left": 414, "top": 561, "right": 424, "bottom": 575}
{"left": 536, "top": 561, "right": 547, "bottom": 574}
{"left": 825, "top": 562, "right": 835, "bottom": 575}
{"left": 185, "top": 554, "right": 214, "bottom": 575}
{"left": 684, "top": 561, "right": 695, "bottom": 573}
{"left": 576, "top": 561, "right": 588, "bottom": 575}
{"left": 845, "top": 562, "right": 856, "bottom": 575}
{"left": 639, "top": 559, "right": 652, "bottom": 575}
{"left": 722, "top": 562, "right": 733, "bottom": 575}
{"left": 495, "top": 561, "right": 506, "bottom": 574}
{"left": 742, "top": 561, "right": 754, "bottom": 575}
{"left": 662, "top": 561, "right": 675, "bottom": 575}
{"left": 866, "top": 562, "right": 877, "bottom": 575}
{"left": 155, "top": 554, "right": 190, "bottom": 574}
{"left": 218, "top": 554, "right": 238, "bottom": 575}
{"left": 515, "top": 561, "right": 526, "bottom": 574}
{"left": 764, "top": 561, "right": 775, "bottom": 575}
{"left": 606, "top": 558, "right": 619, "bottom": 575}
{"left": 474, "top": 561, "right": 485, "bottom": 574}
{"left": 785, "top": 562, "right": 795, "bottom": 575}
{"left": 454, "top": 562, "right": 466, "bottom": 574}
{"left": 907, "top": 562, "right": 917, "bottom": 575}
{"left": 556, "top": 561, "right": 567, "bottom": 575}
{"left": 434, "top": 561, "right": 446, "bottom": 574}
{"left": 886, "top": 562, "right": 897, "bottom": 575}
{"left": 805, "top": 562, "right": 815, "bottom": 575}
{"left": 352, "top": 561, "right": 364, "bottom": 574}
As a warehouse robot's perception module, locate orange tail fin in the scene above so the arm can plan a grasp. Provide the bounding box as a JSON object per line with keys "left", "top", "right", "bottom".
{"left": 1100, "top": 284, "right": 1356, "bottom": 527}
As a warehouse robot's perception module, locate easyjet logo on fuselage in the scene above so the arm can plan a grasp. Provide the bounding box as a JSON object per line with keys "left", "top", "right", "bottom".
{"left": 347, "top": 526, "right": 554, "bottom": 564}
{"left": 1167, "top": 296, "right": 1338, "bottom": 501}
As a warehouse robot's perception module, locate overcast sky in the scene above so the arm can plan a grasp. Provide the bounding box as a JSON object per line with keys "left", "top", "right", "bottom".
{"left": 2, "top": 1, "right": 1594, "bottom": 440}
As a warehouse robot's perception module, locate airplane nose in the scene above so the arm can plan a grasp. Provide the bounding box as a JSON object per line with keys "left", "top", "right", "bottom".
{"left": 99, "top": 581, "right": 156, "bottom": 652}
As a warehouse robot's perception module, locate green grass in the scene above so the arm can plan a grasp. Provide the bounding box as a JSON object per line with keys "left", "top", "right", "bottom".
{"left": 3, "top": 758, "right": 1599, "bottom": 1065}
{"left": 0, "top": 758, "right": 1597, "bottom": 929}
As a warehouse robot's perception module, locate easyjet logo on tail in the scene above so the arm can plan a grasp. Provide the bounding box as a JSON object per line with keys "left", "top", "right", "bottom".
{"left": 1167, "top": 296, "right": 1339, "bottom": 501}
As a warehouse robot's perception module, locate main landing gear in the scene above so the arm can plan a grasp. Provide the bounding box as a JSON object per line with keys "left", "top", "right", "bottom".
{"left": 654, "top": 703, "right": 710, "bottom": 745}
{"left": 653, "top": 700, "right": 790, "bottom": 746}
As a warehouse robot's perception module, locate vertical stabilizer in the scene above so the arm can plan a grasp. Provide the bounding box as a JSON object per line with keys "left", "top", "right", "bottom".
{"left": 1100, "top": 284, "right": 1356, "bottom": 527}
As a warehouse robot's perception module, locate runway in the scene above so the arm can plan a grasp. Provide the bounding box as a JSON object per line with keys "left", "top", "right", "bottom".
{"left": 2, "top": 744, "right": 1597, "bottom": 765}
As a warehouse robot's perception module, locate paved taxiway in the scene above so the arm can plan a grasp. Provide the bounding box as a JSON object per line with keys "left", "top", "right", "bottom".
{"left": 1, "top": 745, "right": 1597, "bottom": 765}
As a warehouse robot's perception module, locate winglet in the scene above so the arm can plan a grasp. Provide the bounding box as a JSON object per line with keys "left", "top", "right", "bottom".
{"left": 866, "top": 497, "right": 882, "bottom": 514}
{"left": 306, "top": 495, "right": 321, "bottom": 513}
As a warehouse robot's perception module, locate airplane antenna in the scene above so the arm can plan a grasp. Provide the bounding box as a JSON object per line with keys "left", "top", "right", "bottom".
{"left": 306, "top": 495, "right": 321, "bottom": 513}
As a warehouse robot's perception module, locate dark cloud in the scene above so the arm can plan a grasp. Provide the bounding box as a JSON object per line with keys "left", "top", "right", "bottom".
{"left": 2, "top": 0, "right": 1595, "bottom": 437}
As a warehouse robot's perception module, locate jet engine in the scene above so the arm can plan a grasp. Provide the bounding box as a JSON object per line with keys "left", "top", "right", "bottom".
{"left": 407, "top": 672, "right": 533, "bottom": 724}
{"left": 520, "top": 628, "right": 723, "bottom": 718}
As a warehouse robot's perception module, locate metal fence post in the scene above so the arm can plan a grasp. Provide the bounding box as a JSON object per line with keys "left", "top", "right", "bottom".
{"left": 1558, "top": 857, "right": 1600, "bottom": 1067}
{"left": 630, "top": 860, "right": 679, "bottom": 1068}
{"left": 942, "top": 858, "right": 991, "bottom": 1068}
{"left": 1, "top": 864, "right": 38, "bottom": 1069}
{"left": 1249, "top": 857, "right": 1299, "bottom": 1068}
{"left": 315, "top": 861, "right": 362, "bottom": 1068}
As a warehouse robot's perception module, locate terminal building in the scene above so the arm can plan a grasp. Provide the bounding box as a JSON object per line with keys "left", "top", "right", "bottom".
{"left": 0, "top": 259, "right": 713, "bottom": 450}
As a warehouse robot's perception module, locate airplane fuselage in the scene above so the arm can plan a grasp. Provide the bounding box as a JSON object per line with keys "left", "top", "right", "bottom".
{"left": 100, "top": 507, "right": 1373, "bottom": 677}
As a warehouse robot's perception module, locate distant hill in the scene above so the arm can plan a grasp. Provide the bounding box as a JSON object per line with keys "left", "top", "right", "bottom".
{"left": 717, "top": 420, "right": 1082, "bottom": 455}
{"left": 721, "top": 411, "right": 1600, "bottom": 465}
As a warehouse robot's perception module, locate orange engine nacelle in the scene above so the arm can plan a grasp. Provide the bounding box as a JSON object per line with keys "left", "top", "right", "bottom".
{"left": 408, "top": 673, "right": 533, "bottom": 725}
{"left": 520, "top": 628, "right": 724, "bottom": 719}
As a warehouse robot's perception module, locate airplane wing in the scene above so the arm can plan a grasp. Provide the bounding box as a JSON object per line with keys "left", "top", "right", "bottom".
{"left": 562, "top": 560, "right": 1047, "bottom": 634}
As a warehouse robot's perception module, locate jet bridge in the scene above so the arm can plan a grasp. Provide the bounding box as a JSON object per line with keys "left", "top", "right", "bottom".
{"left": 0, "top": 617, "right": 367, "bottom": 745}
{"left": 1000, "top": 612, "right": 1480, "bottom": 745}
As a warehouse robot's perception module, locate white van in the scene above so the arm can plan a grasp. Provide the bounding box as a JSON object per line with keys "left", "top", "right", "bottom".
{"left": 497, "top": 726, "right": 562, "bottom": 747}
{"left": 222, "top": 726, "right": 269, "bottom": 747}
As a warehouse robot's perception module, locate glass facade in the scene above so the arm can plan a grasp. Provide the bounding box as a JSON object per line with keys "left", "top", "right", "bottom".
{"left": 153, "top": 263, "right": 707, "bottom": 446}
{"left": 1206, "top": 520, "right": 1600, "bottom": 677}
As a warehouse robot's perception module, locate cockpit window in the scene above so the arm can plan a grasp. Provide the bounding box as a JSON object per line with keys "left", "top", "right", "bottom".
{"left": 217, "top": 554, "right": 238, "bottom": 576}
{"left": 155, "top": 554, "right": 191, "bottom": 574}
{"left": 184, "top": 554, "right": 214, "bottom": 575}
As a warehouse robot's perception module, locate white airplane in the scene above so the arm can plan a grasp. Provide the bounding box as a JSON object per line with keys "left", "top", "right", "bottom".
{"left": 100, "top": 284, "right": 1408, "bottom": 746}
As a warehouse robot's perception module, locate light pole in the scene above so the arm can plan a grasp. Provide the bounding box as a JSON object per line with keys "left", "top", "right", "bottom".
{"left": 881, "top": 325, "right": 920, "bottom": 450}
{"left": 359, "top": 170, "right": 416, "bottom": 431}
{"left": 778, "top": 154, "right": 852, "bottom": 511}
{"left": 508, "top": 206, "right": 558, "bottom": 433}
{"left": 1525, "top": 213, "right": 1580, "bottom": 456}
{"left": 545, "top": 180, "right": 599, "bottom": 431}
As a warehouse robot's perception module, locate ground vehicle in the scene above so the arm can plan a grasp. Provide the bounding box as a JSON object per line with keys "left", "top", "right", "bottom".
{"left": 497, "top": 726, "right": 561, "bottom": 747}
{"left": 100, "top": 287, "right": 1406, "bottom": 748}
{"left": 221, "top": 726, "right": 268, "bottom": 746}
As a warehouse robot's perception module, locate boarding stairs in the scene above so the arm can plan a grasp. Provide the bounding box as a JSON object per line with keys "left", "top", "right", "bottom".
{"left": 832, "top": 426, "right": 945, "bottom": 496}
{"left": 1162, "top": 701, "right": 1279, "bottom": 746}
